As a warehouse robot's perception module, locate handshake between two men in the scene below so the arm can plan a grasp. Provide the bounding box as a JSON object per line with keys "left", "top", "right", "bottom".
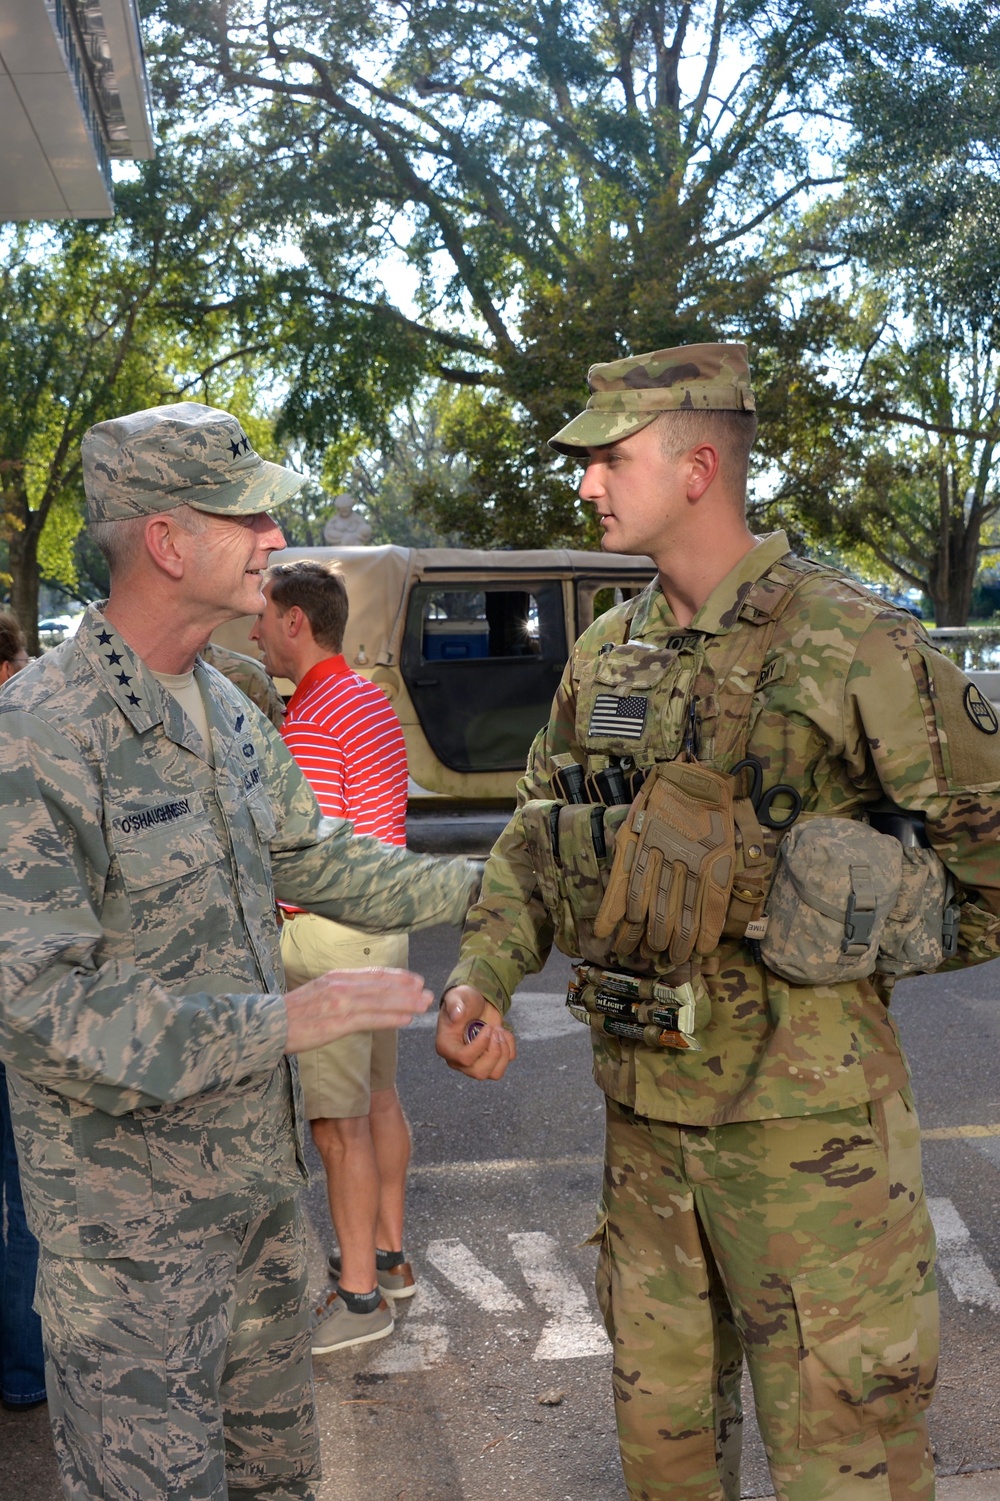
{"left": 283, "top": 969, "right": 515, "bottom": 1076}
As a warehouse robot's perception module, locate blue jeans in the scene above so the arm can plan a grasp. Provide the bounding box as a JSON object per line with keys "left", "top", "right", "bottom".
{"left": 1, "top": 1062, "right": 46, "bottom": 1405}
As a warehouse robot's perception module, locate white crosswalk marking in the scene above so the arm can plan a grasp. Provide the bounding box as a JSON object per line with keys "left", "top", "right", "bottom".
{"left": 508, "top": 1231, "right": 610, "bottom": 1360}
{"left": 425, "top": 1237, "right": 525, "bottom": 1313}
{"left": 370, "top": 1321, "right": 449, "bottom": 1373}
{"left": 369, "top": 1281, "right": 452, "bottom": 1372}
{"left": 406, "top": 1280, "right": 447, "bottom": 1316}
{"left": 509, "top": 993, "right": 582, "bottom": 1043}
{"left": 928, "top": 1197, "right": 1000, "bottom": 1313}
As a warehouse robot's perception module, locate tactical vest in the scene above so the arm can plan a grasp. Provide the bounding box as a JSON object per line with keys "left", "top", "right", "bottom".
{"left": 523, "top": 551, "right": 959, "bottom": 991}
{"left": 520, "top": 553, "right": 820, "bottom": 975}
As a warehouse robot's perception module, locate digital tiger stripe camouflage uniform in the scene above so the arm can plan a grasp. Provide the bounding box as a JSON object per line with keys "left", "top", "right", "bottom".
{"left": 0, "top": 605, "right": 475, "bottom": 1500}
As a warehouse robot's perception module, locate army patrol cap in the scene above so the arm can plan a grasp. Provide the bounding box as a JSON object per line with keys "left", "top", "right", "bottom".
{"left": 82, "top": 402, "right": 307, "bottom": 522}
{"left": 548, "top": 343, "right": 756, "bottom": 457}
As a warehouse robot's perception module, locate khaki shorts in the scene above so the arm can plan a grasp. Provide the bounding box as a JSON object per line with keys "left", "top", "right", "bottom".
{"left": 280, "top": 912, "right": 409, "bottom": 1121}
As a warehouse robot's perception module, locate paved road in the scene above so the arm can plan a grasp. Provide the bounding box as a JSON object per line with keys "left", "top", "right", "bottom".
{"left": 6, "top": 929, "right": 1000, "bottom": 1499}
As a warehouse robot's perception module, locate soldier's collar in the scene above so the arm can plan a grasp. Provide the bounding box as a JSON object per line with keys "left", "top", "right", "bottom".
{"left": 631, "top": 531, "right": 792, "bottom": 638}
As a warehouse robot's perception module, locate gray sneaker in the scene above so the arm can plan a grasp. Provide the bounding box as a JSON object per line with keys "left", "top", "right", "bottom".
{"left": 327, "top": 1253, "right": 417, "bottom": 1301}
{"left": 310, "top": 1290, "right": 394, "bottom": 1355}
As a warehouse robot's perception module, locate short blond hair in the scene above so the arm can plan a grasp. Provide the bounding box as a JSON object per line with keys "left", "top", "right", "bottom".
{"left": 653, "top": 409, "right": 757, "bottom": 493}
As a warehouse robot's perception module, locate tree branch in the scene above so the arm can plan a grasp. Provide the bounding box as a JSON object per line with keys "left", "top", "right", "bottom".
{"left": 221, "top": 60, "right": 519, "bottom": 359}
{"left": 701, "top": 175, "right": 844, "bottom": 250}
{"left": 838, "top": 399, "right": 1000, "bottom": 443}
{"left": 306, "top": 289, "right": 492, "bottom": 360}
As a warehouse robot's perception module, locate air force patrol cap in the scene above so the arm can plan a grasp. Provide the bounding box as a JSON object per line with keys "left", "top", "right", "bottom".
{"left": 82, "top": 402, "right": 307, "bottom": 522}
{"left": 548, "top": 342, "right": 756, "bottom": 458}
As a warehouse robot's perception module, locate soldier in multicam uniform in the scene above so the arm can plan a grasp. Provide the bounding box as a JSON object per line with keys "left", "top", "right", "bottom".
{"left": 436, "top": 345, "right": 1000, "bottom": 1501}
{"left": 0, "top": 403, "right": 478, "bottom": 1501}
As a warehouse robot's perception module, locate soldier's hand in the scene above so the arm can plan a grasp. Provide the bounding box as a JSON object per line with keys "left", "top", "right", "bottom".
{"left": 284, "top": 967, "right": 433, "bottom": 1055}
{"left": 436, "top": 986, "right": 515, "bottom": 1080}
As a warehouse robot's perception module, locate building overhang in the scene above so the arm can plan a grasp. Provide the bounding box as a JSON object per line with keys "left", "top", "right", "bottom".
{"left": 0, "top": 0, "right": 154, "bottom": 220}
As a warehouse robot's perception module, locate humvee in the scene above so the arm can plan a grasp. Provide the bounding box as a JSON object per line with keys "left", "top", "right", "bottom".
{"left": 211, "top": 545, "right": 655, "bottom": 852}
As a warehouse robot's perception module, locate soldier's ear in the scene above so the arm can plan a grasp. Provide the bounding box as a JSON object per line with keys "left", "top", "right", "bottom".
{"left": 685, "top": 441, "right": 721, "bottom": 502}
{"left": 144, "top": 515, "right": 185, "bottom": 580}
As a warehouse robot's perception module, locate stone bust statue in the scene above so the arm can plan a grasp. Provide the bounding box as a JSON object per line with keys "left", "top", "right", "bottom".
{"left": 322, "top": 494, "right": 372, "bottom": 546}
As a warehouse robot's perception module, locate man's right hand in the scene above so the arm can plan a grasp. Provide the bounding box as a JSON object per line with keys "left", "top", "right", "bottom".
{"left": 436, "top": 985, "right": 516, "bottom": 1080}
{"left": 284, "top": 967, "right": 432, "bottom": 1055}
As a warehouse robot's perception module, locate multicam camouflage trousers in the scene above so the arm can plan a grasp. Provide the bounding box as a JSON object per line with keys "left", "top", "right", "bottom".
{"left": 595, "top": 1091, "right": 938, "bottom": 1501}
{"left": 34, "top": 1195, "right": 320, "bottom": 1500}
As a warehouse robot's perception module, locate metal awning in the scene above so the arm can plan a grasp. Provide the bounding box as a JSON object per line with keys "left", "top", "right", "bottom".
{"left": 0, "top": 0, "right": 154, "bottom": 220}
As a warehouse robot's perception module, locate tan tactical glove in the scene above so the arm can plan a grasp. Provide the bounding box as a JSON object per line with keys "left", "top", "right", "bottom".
{"left": 593, "top": 762, "right": 737, "bottom": 964}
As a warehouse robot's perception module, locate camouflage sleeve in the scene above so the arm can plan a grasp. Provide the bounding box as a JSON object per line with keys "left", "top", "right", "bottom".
{"left": 445, "top": 654, "right": 583, "bottom": 1013}
{"left": 844, "top": 615, "right": 1000, "bottom": 964}
{"left": 0, "top": 712, "right": 288, "bottom": 1115}
{"left": 259, "top": 722, "right": 478, "bottom": 931}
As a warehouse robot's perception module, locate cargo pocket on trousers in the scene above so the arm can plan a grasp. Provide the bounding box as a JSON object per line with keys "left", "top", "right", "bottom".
{"left": 583, "top": 1208, "right": 612, "bottom": 1340}
{"left": 791, "top": 1199, "right": 938, "bottom": 1449}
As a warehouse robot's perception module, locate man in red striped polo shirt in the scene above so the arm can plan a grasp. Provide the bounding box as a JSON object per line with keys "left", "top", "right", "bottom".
{"left": 251, "top": 560, "right": 415, "bottom": 1355}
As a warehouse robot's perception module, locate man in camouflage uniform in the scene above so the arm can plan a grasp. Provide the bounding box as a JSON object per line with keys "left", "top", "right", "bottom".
{"left": 436, "top": 345, "right": 1000, "bottom": 1501}
{"left": 0, "top": 403, "right": 477, "bottom": 1501}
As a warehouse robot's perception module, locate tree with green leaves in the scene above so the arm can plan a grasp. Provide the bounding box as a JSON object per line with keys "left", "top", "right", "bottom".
{"left": 149, "top": 0, "right": 851, "bottom": 544}
{"left": 142, "top": 0, "right": 1000, "bottom": 615}
{"left": 758, "top": 0, "right": 1000, "bottom": 623}
{"left": 0, "top": 149, "right": 285, "bottom": 648}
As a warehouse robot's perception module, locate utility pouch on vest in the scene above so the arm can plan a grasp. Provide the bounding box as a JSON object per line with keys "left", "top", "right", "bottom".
{"left": 875, "top": 842, "right": 952, "bottom": 975}
{"left": 594, "top": 761, "right": 737, "bottom": 965}
{"left": 865, "top": 805, "right": 960, "bottom": 976}
{"left": 521, "top": 800, "right": 564, "bottom": 919}
{"left": 521, "top": 798, "right": 630, "bottom": 961}
{"left": 723, "top": 785, "right": 777, "bottom": 941}
{"left": 950, "top": 895, "right": 1000, "bottom": 964}
{"left": 760, "top": 818, "right": 903, "bottom": 984}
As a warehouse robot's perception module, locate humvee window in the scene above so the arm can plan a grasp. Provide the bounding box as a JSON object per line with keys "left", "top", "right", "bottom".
{"left": 577, "top": 582, "right": 646, "bottom": 632}
{"left": 402, "top": 583, "right": 567, "bottom": 772}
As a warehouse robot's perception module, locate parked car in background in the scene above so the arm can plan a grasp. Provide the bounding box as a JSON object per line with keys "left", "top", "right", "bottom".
{"left": 36, "top": 616, "right": 75, "bottom": 646}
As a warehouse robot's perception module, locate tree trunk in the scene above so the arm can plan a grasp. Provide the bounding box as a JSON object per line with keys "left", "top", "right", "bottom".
{"left": 7, "top": 510, "right": 41, "bottom": 655}
{"left": 927, "top": 529, "right": 979, "bottom": 625}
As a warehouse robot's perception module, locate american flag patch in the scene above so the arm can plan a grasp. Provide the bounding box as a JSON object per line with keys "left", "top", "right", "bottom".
{"left": 588, "top": 693, "right": 648, "bottom": 740}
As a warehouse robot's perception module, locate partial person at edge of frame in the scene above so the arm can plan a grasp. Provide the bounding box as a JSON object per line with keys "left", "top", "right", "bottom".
{"left": 0, "top": 611, "right": 46, "bottom": 1416}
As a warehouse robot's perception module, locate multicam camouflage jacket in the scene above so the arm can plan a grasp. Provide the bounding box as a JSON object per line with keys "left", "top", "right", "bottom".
{"left": 449, "top": 532, "right": 1000, "bottom": 1126}
{"left": 0, "top": 606, "right": 474, "bottom": 1257}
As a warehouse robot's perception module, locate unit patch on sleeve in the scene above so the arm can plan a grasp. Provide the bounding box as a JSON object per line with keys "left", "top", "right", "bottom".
{"left": 588, "top": 693, "right": 648, "bottom": 740}
{"left": 964, "top": 683, "right": 999, "bottom": 735}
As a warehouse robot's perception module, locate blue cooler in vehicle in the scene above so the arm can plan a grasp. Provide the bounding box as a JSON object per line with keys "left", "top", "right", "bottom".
{"left": 422, "top": 619, "right": 490, "bottom": 660}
